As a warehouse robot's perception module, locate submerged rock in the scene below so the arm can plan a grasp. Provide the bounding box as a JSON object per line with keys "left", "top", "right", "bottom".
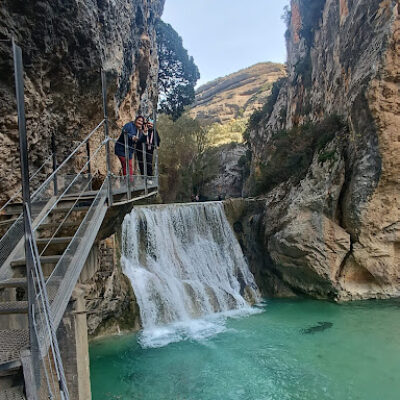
{"left": 301, "top": 321, "right": 333, "bottom": 335}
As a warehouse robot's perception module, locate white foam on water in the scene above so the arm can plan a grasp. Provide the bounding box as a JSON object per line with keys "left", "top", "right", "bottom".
{"left": 138, "top": 307, "right": 263, "bottom": 348}
{"left": 121, "top": 202, "right": 261, "bottom": 348}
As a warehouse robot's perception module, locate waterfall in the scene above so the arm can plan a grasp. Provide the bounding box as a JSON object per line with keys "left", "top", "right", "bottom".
{"left": 121, "top": 202, "right": 260, "bottom": 347}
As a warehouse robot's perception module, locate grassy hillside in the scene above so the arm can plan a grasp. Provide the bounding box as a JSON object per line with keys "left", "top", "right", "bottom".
{"left": 190, "top": 62, "right": 286, "bottom": 125}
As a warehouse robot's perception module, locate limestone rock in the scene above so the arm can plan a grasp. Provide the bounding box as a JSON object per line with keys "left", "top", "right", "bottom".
{"left": 245, "top": 0, "right": 400, "bottom": 300}
{"left": 0, "top": 0, "right": 165, "bottom": 203}
{"left": 83, "top": 235, "right": 140, "bottom": 338}
{"left": 202, "top": 143, "right": 246, "bottom": 199}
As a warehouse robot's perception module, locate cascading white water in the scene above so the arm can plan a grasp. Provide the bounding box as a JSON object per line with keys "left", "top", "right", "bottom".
{"left": 121, "top": 202, "right": 260, "bottom": 347}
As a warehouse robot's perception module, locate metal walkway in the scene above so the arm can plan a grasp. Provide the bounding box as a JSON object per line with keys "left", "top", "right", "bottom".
{"left": 0, "top": 41, "right": 159, "bottom": 399}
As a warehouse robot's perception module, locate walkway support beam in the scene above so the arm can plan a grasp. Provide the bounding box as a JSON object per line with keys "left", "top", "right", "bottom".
{"left": 51, "top": 132, "right": 58, "bottom": 196}
{"left": 153, "top": 110, "right": 159, "bottom": 183}
{"left": 101, "top": 70, "right": 113, "bottom": 206}
{"left": 12, "top": 37, "right": 40, "bottom": 391}
{"left": 124, "top": 131, "right": 132, "bottom": 200}
{"left": 142, "top": 143, "right": 148, "bottom": 195}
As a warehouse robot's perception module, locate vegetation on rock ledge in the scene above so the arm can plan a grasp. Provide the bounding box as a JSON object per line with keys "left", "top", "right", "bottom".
{"left": 253, "top": 115, "right": 348, "bottom": 195}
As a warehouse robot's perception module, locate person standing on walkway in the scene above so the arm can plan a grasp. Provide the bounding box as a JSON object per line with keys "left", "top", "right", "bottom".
{"left": 137, "top": 118, "right": 160, "bottom": 182}
{"left": 114, "top": 116, "right": 145, "bottom": 177}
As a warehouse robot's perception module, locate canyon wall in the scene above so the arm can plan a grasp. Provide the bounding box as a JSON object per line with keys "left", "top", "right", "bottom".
{"left": 0, "top": 0, "right": 165, "bottom": 203}
{"left": 245, "top": 0, "right": 400, "bottom": 300}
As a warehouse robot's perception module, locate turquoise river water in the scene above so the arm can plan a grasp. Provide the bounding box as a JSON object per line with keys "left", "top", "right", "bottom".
{"left": 90, "top": 298, "right": 400, "bottom": 400}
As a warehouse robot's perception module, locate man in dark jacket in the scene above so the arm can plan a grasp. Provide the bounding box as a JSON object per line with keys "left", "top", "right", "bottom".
{"left": 136, "top": 118, "right": 161, "bottom": 181}
{"left": 114, "top": 116, "right": 144, "bottom": 176}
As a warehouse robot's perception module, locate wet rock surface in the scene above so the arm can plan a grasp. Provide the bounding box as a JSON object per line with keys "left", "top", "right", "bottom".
{"left": 83, "top": 235, "right": 141, "bottom": 338}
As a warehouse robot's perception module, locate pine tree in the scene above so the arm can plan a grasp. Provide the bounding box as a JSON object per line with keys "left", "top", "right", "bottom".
{"left": 156, "top": 20, "right": 200, "bottom": 121}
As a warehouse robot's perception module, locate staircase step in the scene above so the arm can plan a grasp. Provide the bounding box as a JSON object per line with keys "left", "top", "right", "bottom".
{"left": 0, "top": 218, "right": 18, "bottom": 227}
{"left": 0, "top": 278, "right": 28, "bottom": 289}
{"left": 36, "top": 237, "right": 72, "bottom": 246}
{"left": 11, "top": 255, "right": 61, "bottom": 268}
{"left": 0, "top": 329, "right": 29, "bottom": 372}
{"left": 51, "top": 205, "right": 90, "bottom": 213}
{"left": 0, "top": 276, "right": 62, "bottom": 289}
{"left": 0, "top": 301, "right": 28, "bottom": 315}
{"left": 0, "top": 386, "right": 25, "bottom": 400}
{"left": 0, "top": 209, "right": 22, "bottom": 217}
{"left": 35, "top": 221, "right": 80, "bottom": 230}
{"left": 1, "top": 201, "right": 89, "bottom": 216}
{"left": 63, "top": 190, "right": 98, "bottom": 200}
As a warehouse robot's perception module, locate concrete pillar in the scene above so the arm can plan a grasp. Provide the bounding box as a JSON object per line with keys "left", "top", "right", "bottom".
{"left": 57, "top": 287, "right": 92, "bottom": 400}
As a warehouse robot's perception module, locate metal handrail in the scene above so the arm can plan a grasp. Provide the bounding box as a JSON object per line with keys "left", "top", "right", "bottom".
{"left": 0, "top": 152, "right": 54, "bottom": 213}
{"left": 38, "top": 174, "right": 96, "bottom": 257}
{"left": 109, "top": 135, "right": 159, "bottom": 152}
{"left": 30, "top": 119, "right": 105, "bottom": 202}
{"left": 33, "top": 140, "right": 106, "bottom": 231}
{"left": 48, "top": 180, "right": 108, "bottom": 328}
{"left": 5, "top": 40, "right": 158, "bottom": 398}
{"left": 25, "top": 203, "right": 70, "bottom": 400}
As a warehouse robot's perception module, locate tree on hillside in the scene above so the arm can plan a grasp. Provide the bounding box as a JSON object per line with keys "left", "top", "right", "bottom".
{"left": 192, "top": 127, "right": 209, "bottom": 195}
{"left": 156, "top": 20, "right": 200, "bottom": 121}
{"left": 157, "top": 114, "right": 199, "bottom": 202}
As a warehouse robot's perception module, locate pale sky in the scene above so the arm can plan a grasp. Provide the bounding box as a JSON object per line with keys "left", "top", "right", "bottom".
{"left": 162, "top": 0, "right": 290, "bottom": 87}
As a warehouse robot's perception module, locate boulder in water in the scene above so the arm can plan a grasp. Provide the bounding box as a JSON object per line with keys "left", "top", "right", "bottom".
{"left": 301, "top": 321, "right": 333, "bottom": 334}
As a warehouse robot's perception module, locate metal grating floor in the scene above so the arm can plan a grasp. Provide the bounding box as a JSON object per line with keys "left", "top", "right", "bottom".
{"left": 0, "top": 278, "right": 28, "bottom": 288}
{"left": 0, "top": 387, "right": 25, "bottom": 400}
{"left": 0, "top": 301, "right": 28, "bottom": 314}
{"left": 0, "top": 329, "right": 29, "bottom": 368}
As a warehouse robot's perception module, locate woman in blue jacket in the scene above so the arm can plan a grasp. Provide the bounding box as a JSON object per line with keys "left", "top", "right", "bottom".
{"left": 114, "top": 116, "right": 144, "bottom": 176}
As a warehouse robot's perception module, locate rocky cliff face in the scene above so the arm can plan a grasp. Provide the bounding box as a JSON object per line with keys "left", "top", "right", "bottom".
{"left": 190, "top": 63, "right": 286, "bottom": 125}
{"left": 83, "top": 235, "right": 140, "bottom": 338}
{"left": 202, "top": 143, "right": 246, "bottom": 199}
{"left": 246, "top": 0, "right": 400, "bottom": 300}
{"left": 0, "top": 0, "right": 164, "bottom": 203}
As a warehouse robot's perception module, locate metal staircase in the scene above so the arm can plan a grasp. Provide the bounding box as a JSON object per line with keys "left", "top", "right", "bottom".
{"left": 0, "top": 40, "right": 159, "bottom": 399}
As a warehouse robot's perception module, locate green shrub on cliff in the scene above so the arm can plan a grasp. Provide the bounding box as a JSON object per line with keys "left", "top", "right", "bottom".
{"left": 246, "top": 77, "right": 288, "bottom": 134}
{"left": 254, "top": 115, "right": 347, "bottom": 195}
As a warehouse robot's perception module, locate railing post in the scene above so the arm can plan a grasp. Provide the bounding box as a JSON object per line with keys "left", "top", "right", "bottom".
{"left": 51, "top": 132, "right": 58, "bottom": 196}
{"left": 12, "top": 38, "right": 40, "bottom": 391}
{"left": 101, "top": 70, "right": 113, "bottom": 205}
{"left": 86, "top": 139, "right": 92, "bottom": 190}
{"left": 142, "top": 142, "right": 148, "bottom": 195}
{"left": 153, "top": 110, "right": 159, "bottom": 185}
{"left": 154, "top": 148, "right": 159, "bottom": 184}
{"left": 124, "top": 131, "right": 132, "bottom": 200}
